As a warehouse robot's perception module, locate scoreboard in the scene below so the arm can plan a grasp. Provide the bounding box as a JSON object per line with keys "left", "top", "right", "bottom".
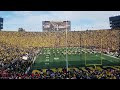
{"left": 42, "top": 21, "right": 71, "bottom": 32}
{"left": 0, "top": 18, "right": 3, "bottom": 30}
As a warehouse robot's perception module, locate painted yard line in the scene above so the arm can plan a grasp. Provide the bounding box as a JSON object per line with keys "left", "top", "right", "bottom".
{"left": 103, "top": 54, "right": 119, "bottom": 59}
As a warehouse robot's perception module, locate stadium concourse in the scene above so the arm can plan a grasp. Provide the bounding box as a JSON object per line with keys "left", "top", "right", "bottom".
{"left": 0, "top": 29, "right": 120, "bottom": 79}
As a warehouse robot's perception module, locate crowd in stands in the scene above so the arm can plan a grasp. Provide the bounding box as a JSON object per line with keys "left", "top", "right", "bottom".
{"left": 0, "top": 29, "right": 119, "bottom": 79}
{"left": 0, "top": 30, "right": 119, "bottom": 50}
{"left": 0, "top": 39, "right": 40, "bottom": 79}
{"left": 0, "top": 66, "right": 120, "bottom": 79}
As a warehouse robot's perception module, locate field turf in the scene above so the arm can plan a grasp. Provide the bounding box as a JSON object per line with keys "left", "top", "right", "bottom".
{"left": 31, "top": 47, "right": 120, "bottom": 70}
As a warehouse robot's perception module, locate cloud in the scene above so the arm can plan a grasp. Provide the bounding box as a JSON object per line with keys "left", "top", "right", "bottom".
{"left": 13, "top": 11, "right": 33, "bottom": 16}
{"left": 2, "top": 11, "right": 120, "bottom": 31}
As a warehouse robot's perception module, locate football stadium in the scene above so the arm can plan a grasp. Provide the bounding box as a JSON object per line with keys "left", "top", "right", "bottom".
{"left": 0, "top": 11, "right": 120, "bottom": 79}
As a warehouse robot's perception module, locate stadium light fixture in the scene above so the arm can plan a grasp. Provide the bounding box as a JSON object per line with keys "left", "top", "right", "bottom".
{"left": 65, "top": 21, "right": 68, "bottom": 72}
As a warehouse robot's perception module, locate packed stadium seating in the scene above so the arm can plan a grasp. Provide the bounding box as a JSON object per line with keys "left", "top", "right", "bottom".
{"left": 0, "top": 29, "right": 119, "bottom": 49}
{"left": 0, "top": 29, "right": 120, "bottom": 79}
{"left": 0, "top": 66, "right": 120, "bottom": 79}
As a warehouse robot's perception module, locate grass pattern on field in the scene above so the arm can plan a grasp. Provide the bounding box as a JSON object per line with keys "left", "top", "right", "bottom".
{"left": 31, "top": 47, "right": 120, "bottom": 70}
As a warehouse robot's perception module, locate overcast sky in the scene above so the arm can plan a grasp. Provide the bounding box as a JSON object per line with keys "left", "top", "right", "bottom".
{"left": 0, "top": 11, "right": 120, "bottom": 32}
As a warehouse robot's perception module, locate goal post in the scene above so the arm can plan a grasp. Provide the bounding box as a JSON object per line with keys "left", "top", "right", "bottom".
{"left": 84, "top": 31, "right": 103, "bottom": 67}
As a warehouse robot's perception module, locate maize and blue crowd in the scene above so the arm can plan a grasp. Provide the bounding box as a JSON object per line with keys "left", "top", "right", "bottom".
{"left": 0, "top": 30, "right": 120, "bottom": 79}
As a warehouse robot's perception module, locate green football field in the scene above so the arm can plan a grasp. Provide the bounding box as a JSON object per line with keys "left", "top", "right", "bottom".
{"left": 31, "top": 47, "right": 120, "bottom": 70}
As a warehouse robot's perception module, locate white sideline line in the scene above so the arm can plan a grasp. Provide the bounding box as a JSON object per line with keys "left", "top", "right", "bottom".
{"left": 103, "top": 54, "right": 119, "bottom": 59}
{"left": 82, "top": 49, "right": 119, "bottom": 59}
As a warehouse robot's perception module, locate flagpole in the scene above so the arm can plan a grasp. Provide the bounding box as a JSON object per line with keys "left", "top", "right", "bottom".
{"left": 66, "top": 21, "right": 68, "bottom": 72}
